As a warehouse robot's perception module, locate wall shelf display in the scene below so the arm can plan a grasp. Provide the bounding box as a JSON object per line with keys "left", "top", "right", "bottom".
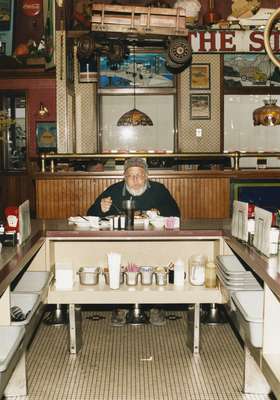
{"left": 36, "top": 121, "right": 57, "bottom": 153}
{"left": 224, "top": 54, "right": 280, "bottom": 90}
{"left": 190, "top": 63, "right": 210, "bottom": 90}
{"left": 99, "top": 51, "right": 174, "bottom": 89}
{"left": 190, "top": 94, "right": 211, "bottom": 120}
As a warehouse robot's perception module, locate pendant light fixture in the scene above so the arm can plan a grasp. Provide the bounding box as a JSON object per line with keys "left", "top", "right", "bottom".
{"left": 253, "top": 61, "right": 280, "bottom": 127}
{"left": 117, "top": 45, "right": 153, "bottom": 127}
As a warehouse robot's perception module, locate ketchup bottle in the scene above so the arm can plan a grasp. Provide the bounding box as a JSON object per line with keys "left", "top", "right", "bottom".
{"left": 248, "top": 202, "right": 255, "bottom": 219}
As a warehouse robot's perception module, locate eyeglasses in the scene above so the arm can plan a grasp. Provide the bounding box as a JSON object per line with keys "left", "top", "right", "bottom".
{"left": 125, "top": 173, "right": 145, "bottom": 180}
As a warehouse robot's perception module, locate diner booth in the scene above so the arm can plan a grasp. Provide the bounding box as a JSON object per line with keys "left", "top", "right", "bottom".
{"left": 1, "top": 1, "right": 280, "bottom": 399}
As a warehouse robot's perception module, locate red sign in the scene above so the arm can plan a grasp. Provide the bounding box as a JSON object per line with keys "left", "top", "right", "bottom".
{"left": 22, "top": 0, "right": 41, "bottom": 17}
{"left": 190, "top": 30, "right": 280, "bottom": 53}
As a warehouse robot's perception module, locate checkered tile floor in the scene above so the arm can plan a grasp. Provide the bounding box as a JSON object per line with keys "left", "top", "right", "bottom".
{"left": 6, "top": 310, "right": 274, "bottom": 400}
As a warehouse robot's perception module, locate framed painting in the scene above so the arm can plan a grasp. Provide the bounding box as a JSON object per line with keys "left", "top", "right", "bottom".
{"left": 190, "top": 64, "right": 210, "bottom": 90}
{"left": 190, "top": 94, "right": 211, "bottom": 120}
{"left": 43, "top": 0, "right": 55, "bottom": 69}
{"left": 36, "top": 121, "right": 57, "bottom": 152}
{"left": 224, "top": 54, "right": 280, "bottom": 89}
{"left": 99, "top": 50, "right": 174, "bottom": 89}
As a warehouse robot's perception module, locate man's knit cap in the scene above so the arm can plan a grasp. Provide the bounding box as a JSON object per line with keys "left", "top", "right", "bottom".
{"left": 124, "top": 158, "right": 148, "bottom": 173}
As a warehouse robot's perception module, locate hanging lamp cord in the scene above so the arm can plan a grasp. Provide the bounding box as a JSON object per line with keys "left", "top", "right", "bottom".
{"left": 133, "top": 44, "right": 136, "bottom": 109}
{"left": 269, "top": 59, "right": 273, "bottom": 102}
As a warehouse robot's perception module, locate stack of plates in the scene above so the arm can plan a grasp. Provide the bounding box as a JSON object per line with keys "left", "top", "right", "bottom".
{"left": 216, "top": 255, "right": 262, "bottom": 292}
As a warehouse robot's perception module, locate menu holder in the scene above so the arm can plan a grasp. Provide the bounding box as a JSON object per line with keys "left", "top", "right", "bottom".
{"left": 231, "top": 200, "right": 248, "bottom": 242}
{"left": 18, "top": 200, "right": 31, "bottom": 245}
{"left": 253, "top": 207, "right": 272, "bottom": 257}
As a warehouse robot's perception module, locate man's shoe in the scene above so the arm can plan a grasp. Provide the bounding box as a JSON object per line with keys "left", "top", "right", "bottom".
{"left": 149, "top": 308, "right": 166, "bottom": 326}
{"left": 111, "top": 309, "right": 127, "bottom": 327}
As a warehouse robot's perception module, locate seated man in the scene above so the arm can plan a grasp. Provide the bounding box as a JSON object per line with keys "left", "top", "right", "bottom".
{"left": 87, "top": 157, "right": 180, "bottom": 218}
{"left": 87, "top": 157, "right": 180, "bottom": 326}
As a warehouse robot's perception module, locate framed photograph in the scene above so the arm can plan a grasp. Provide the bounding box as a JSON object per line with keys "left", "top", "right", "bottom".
{"left": 224, "top": 54, "right": 280, "bottom": 89}
{"left": 99, "top": 50, "right": 174, "bottom": 89}
{"left": 190, "top": 64, "right": 210, "bottom": 90}
{"left": 36, "top": 122, "right": 57, "bottom": 152}
{"left": 43, "top": 0, "right": 55, "bottom": 69}
{"left": 190, "top": 94, "right": 211, "bottom": 120}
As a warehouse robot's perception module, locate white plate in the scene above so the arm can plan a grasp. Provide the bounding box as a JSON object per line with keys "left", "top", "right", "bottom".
{"left": 216, "top": 265, "right": 256, "bottom": 282}
{"left": 216, "top": 255, "right": 250, "bottom": 275}
{"left": 217, "top": 270, "right": 261, "bottom": 290}
{"left": 68, "top": 216, "right": 99, "bottom": 228}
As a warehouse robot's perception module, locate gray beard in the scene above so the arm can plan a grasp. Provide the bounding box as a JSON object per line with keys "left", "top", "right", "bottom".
{"left": 126, "top": 182, "right": 148, "bottom": 197}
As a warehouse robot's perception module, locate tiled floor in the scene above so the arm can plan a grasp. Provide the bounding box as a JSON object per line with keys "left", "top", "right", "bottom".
{"left": 6, "top": 310, "right": 274, "bottom": 400}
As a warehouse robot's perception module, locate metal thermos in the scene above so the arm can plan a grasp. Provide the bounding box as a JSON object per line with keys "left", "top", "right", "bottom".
{"left": 122, "top": 200, "right": 135, "bottom": 229}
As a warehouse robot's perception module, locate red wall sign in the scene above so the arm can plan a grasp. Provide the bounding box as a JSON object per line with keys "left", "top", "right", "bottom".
{"left": 190, "top": 30, "right": 280, "bottom": 53}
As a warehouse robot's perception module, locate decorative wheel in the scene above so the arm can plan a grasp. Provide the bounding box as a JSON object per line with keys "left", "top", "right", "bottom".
{"left": 77, "top": 34, "right": 96, "bottom": 61}
{"left": 264, "top": 7, "right": 280, "bottom": 68}
{"left": 167, "top": 37, "right": 192, "bottom": 65}
{"left": 165, "top": 51, "right": 192, "bottom": 74}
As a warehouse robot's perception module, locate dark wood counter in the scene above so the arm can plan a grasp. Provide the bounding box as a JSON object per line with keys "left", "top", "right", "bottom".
{"left": 44, "top": 218, "right": 229, "bottom": 238}
{"left": 0, "top": 221, "right": 45, "bottom": 297}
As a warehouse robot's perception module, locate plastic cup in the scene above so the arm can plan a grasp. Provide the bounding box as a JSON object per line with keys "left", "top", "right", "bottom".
{"left": 107, "top": 252, "right": 121, "bottom": 289}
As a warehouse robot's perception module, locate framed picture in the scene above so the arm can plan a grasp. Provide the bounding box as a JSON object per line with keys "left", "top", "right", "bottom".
{"left": 43, "top": 0, "right": 55, "bottom": 69}
{"left": 224, "top": 54, "right": 280, "bottom": 89}
{"left": 99, "top": 50, "right": 174, "bottom": 89}
{"left": 190, "top": 94, "right": 211, "bottom": 120}
{"left": 190, "top": 64, "right": 210, "bottom": 90}
{"left": 36, "top": 122, "right": 57, "bottom": 152}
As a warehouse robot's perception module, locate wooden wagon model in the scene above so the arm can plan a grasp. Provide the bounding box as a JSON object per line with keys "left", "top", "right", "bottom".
{"left": 91, "top": 3, "right": 189, "bottom": 38}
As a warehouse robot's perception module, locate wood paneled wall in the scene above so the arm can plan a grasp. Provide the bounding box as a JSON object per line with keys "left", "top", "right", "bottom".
{"left": 35, "top": 175, "right": 230, "bottom": 219}
{"left": 0, "top": 173, "right": 35, "bottom": 217}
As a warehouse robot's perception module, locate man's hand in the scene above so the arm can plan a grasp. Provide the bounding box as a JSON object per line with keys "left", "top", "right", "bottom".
{"left": 101, "top": 196, "right": 112, "bottom": 213}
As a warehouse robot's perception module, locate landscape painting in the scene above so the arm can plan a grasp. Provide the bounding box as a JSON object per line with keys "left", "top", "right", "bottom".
{"left": 99, "top": 51, "right": 174, "bottom": 89}
{"left": 190, "top": 94, "right": 211, "bottom": 120}
{"left": 224, "top": 54, "right": 280, "bottom": 89}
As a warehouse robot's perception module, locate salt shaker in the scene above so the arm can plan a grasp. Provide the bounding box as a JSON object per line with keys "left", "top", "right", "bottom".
{"left": 113, "top": 215, "right": 119, "bottom": 230}
{"left": 120, "top": 214, "right": 125, "bottom": 230}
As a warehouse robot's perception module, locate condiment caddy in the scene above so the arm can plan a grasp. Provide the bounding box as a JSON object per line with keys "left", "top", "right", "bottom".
{"left": 76, "top": 255, "right": 216, "bottom": 289}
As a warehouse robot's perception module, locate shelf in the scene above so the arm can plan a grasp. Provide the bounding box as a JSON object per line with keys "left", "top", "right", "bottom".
{"left": 48, "top": 280, "right": 223, "bottom": 305}
{"left": 66, "top": 30, "right": 90, "bottom": 38}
